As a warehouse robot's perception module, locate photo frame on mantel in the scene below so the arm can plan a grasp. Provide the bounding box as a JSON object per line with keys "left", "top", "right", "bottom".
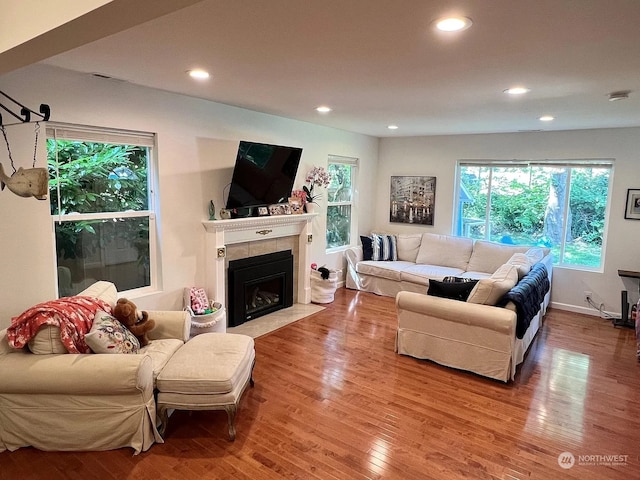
{"left": 624, "top": 189, "right": 640, "bottom": 220}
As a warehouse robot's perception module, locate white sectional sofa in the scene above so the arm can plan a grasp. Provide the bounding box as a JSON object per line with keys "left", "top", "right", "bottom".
{"left": 345, "top": 233, "right": 553, "bottom": 382}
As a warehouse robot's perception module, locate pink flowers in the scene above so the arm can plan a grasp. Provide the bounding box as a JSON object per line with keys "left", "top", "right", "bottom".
{"left": 291, "top": 189, "right": 308, "bottom": 204}
{"left": 303, "top": 166, "right": 331, "bottom": 204}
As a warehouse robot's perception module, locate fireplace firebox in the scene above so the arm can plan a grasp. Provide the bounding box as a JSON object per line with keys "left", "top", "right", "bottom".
{"left": 227, "top": 250, "right": 294, "bottom": 327}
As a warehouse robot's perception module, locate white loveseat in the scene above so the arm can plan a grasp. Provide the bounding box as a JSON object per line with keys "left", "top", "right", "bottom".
{"left": 0, "top": 281, "right": 190, "bottom": 454}
{"left": 345, "top": 233, "right": 553, "bottom": 381}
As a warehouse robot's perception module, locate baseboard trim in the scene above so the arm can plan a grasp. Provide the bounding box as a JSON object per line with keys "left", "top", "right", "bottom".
{"left": 550, "top": 301, "right": 617, "bottom": 319}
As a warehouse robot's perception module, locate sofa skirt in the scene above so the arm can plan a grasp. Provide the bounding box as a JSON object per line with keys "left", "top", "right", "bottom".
{"left": 0, "top": 392, "right": 162, "bottom": 454}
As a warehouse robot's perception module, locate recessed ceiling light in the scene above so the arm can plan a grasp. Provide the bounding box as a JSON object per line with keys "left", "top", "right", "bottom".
{"left": 188, "top": 69, "right": 210, "bottom": 80}
{"left": 504, "top": 87, "right": 530, "bottom": 95}
{"left": 539, "top": 115, "right": 555, "bottom": 122}
{"left": 316, "top": 106, "right": 332, "bottom": 113}
{"left": 435, "top": 17, "right": 473, "bottom": 32}
{"left": 387, "top": 125, "right": 399, "bottom": 130}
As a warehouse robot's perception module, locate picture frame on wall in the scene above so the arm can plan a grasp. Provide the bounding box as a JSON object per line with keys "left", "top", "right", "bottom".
{"left": 624, "top": 189, "right": 640, "bottom": 220}
{"left": 389, "top": 175, "right": 436, "bottom": 225}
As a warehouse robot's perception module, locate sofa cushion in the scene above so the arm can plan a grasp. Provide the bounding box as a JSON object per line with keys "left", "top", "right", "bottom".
{"left": 27, "top": 325, "right": 68, "bottom": 354}
{"left": 507, "top": 252, "right": 532, "bottom": 280}
{"left": 28, "top": 281, "right": 119, "bottom": 354}
{"left": 139, "top": 338, "right": 184, "bottom": 382}
{"left": 459, "top": 271, "right": 492, "bottom": 280}
{"left": 466, "top": 240, "right": 530, "bottom": 275}
{"left": 371, "top": 233, "right": 397, "bottom": 261}
{"left": 400, "top": 264, "right": 466, "bottom": 286}
{"left": 467, "top": 263, "right": 518, "bottom": 305}
{"left": 415, "top": 233, "right": 474, "bottom": 270}
{"left": 77, "top": 281, "right": 118, "bottom": 308}
{"left": 356, "top": 261, "right": 414, "bottom": 281}
{"left": 85, "top": 310, "right": 140, "bottom": 354}
{"left": 157, "top": 333, "right": 255, "bottom": 395}
{"left": 525, "top": 247, "right": 545, "bottom": 264}
{"left": 396, "top": 234, "right": 422, "bottom": 262}
{"left": 427, "top": 279, "right": 478, "bottom": 301}
{"left": 360, "top": 236, "right": 373, "bottom": 260}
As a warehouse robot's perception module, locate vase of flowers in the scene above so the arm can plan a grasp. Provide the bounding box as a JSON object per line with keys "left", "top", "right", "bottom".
{"left": 302, "top": 166, "right": 331, "bottom": 212}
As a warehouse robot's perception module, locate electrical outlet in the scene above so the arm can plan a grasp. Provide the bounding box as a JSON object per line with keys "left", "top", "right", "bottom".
{"left": 584, "top": 291, "right": 592, "bottom": 302}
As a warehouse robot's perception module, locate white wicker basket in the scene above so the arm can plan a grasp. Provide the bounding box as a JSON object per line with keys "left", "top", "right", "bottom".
{"left": 310, "top": 268, "right": 340, "bottom": 304}
{"left": 183, "top": 288, "right": 226, "bottom": 337}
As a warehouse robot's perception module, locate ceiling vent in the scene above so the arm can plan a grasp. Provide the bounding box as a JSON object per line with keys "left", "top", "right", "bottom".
{"left": 608, "top": 90, "right": 631, "bottom": 101}
{"left": 90, "top": 73, "right": 126, "bottom": 82}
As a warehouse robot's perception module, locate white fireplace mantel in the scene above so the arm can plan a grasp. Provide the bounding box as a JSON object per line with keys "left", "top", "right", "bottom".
{"left": 202, "top": 213, "right": 316, "bottom": 314}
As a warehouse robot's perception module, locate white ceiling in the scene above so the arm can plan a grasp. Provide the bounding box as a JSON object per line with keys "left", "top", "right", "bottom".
{"left": 39, "top": 0, "right": 640, "bottom": 137}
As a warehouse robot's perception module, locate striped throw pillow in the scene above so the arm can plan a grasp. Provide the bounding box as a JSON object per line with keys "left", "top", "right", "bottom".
{"left": 371, "top": 233, "right": 398, "bottom": 261}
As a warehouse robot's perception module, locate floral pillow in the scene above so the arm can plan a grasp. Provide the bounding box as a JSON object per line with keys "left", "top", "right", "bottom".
{"left": 85, "top": 310, "right": 140, "bottom": 354}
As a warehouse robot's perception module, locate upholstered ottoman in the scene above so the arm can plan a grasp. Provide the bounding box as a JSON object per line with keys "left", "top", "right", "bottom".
{"left": 156, "top": 332, "right": 255, "bottom": 441}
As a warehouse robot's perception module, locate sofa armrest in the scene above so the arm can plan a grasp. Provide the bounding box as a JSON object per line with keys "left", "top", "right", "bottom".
{"left": 345, "top": 246, "right": 363, "bottom": 269}
{"left": 396, "top": 291, "right": 516, "bottom": 336}
{"left": 147, "top": 310, "right": 190, "bottom": 342}
{"left": 0, "top": 352, "right": 154, "bottom": 396}
{"left": 344, "top": 246, "right": 364, "bottom": 290}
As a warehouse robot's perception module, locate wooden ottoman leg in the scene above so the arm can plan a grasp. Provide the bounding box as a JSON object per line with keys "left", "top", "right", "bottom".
{"left": 157, "top": 405, "right": 170, "bottom": 437}
{"left": 224, "top": 404, "right": 237, "bottom": 441}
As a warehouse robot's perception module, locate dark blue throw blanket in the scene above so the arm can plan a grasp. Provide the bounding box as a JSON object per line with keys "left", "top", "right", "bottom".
{"left": 498, "top": 262, "right": 550, "bottom": 339}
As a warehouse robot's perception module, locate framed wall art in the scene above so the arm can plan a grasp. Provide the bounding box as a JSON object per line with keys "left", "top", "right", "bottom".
{"left": 390, "top": 176, "right": 436, "bottom": 225}
{"left": 624, "top": 188, "right": 640, "bottom": 220}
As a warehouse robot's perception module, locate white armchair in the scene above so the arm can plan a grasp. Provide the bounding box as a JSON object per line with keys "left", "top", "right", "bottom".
{"left": 0, "top": 282, "right": 189, "bottom": 454}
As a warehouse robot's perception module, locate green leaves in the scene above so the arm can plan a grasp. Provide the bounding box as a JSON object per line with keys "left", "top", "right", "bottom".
{"left": 48, "top": 140, "right": 148, "bottom": 215}
{"left": 48, "top": 140, "right": 150, "bottom": 260}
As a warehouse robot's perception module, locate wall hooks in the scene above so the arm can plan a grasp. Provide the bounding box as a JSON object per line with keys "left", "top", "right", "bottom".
{"left": 0, "top": 90, "right": 51, "bottom": 127}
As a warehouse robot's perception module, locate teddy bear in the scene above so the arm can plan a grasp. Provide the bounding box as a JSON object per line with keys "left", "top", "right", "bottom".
{"left": 113, "top": 298, "right": 155, "bottom": 347}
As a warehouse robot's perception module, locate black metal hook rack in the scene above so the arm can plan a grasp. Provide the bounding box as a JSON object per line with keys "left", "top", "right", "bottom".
{"left": 0, "top": 90, "right": 51, "bottom": 127}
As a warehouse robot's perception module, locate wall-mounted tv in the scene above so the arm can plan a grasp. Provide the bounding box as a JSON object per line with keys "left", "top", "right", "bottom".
{"left": 225, "top": 141, "right": 302, "bottom": 212}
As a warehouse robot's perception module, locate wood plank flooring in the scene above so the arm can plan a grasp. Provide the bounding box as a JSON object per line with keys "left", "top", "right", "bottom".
{"left": 1, "top": 287, "right": 639, "bottom": 479}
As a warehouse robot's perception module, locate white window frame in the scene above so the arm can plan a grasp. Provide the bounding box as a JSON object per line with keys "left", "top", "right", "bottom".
{"left": 326, "top": 155, "right": 358, "bottom": 253}
{"left": 454, "top": 158, "right": 614, "bottom": 272}
{"left": 47, "top": 122, "right": 160, "bottom": 296}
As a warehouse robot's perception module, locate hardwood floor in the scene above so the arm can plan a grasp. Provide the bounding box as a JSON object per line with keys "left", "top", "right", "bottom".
{"left": 1, "top": 287, "right": 639, "bottom": 479}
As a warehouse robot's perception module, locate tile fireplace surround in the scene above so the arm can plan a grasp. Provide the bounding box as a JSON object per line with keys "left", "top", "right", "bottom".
{"left": 202, "top": 213, "right": 315, "bottom": 329}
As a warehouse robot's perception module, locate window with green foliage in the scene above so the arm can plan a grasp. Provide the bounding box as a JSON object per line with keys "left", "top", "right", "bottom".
{"left": 326, "top": 156, "right": 357, "bottom": 250}
{"left": 455, "top": 160, "right": 612, "bottom": 269}
{"left": 47, "top": 125, "right": 156, "bottom": 296}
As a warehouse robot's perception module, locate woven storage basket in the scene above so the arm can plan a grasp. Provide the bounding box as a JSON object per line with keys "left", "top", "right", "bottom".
{"left": 188, "top": 308, "right": 225, "bottom": 337}
{"left": 183, "top": 288, "right": 225, "bottom": 337}
{"left": 310, "top": 269, "right": 340, "bottom": 304}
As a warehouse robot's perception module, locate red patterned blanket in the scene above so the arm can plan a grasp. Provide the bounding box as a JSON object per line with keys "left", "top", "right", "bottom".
{"left": 7, "top": 296, "right": 113, "bottom": 353}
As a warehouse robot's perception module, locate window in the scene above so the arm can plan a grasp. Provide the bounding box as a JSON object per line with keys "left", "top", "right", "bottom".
{"left": 455, "top": 159, "right": 612, "bottom": 269}
{"left": 47, "top": 124, "right": 157, "bottom": 296}
{"left": 326, "top": 156, "right": 358, "bottom": 250}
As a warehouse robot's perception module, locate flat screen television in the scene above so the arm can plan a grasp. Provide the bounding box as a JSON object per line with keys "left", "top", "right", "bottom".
{"left": 225, "top": 141, "right": 302, "bottom": 213}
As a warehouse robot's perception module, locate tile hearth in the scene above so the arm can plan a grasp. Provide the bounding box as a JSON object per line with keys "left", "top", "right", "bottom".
{"left": 227, "top": 303, "right": 324, "bottom": 338}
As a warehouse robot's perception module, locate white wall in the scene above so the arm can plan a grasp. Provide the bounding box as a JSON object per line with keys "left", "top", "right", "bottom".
{"left": 378, "top": 130, "right": 640, "bottom": 316}
{"left": 0, "top": 64, "right": 378, "bottom": 328}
